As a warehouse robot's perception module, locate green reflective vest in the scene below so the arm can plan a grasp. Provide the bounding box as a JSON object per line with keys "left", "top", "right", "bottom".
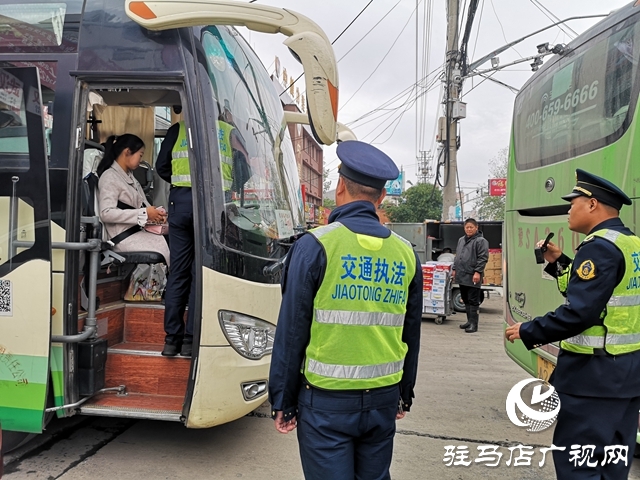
{"left": 171, "top": 121, "right": 191, "bottom": 187}
{"left": 217, "top": 120, "right": 234, "bottom": 191}
{"left": 560, "top": 229, "right": 640, "bottom": 355}
{"left": 303, "top": 222, "right": 417, "bottom": 390}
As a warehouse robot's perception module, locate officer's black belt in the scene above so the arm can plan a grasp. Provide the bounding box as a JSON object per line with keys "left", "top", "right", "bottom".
{"left": 592, "top": 348, "right": 615, "bottom": 357}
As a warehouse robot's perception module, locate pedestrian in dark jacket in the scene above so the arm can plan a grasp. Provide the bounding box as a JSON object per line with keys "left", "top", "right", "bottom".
{"left": 452, "top": 218, "right": 489, "bottom": 333}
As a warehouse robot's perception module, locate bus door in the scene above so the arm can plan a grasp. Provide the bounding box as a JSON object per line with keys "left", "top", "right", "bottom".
{"left": 0, "top": 66, "right": 52, "bottom": 433}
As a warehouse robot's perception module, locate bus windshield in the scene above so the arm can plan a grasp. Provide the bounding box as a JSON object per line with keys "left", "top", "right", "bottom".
{"left": 203, "top": 26, "right": 303, "bottom": 250}
{"left": 514, "top": 13, "right": 640, "bottom": 170}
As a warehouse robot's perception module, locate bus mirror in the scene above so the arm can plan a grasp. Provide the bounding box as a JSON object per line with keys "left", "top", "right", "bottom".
{"left": 125, "top": 0, "right": 339, "bottom": 145}
{"left": 284, "top": 111, "right": 356, "bottom": 143}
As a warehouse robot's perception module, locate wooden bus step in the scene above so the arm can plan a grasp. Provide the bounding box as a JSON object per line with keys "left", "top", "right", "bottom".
{"left": 105, "top": 342, "right": 190, "bottom": 396}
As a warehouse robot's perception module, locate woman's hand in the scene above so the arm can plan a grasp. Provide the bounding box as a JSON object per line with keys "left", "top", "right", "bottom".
{"left": 146, "top": 206, "right": 167, "bottom": 224}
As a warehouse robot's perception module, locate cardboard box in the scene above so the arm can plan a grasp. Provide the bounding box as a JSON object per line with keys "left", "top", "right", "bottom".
{"left": 423, "top": 291, "right": 432, "bottom": 300}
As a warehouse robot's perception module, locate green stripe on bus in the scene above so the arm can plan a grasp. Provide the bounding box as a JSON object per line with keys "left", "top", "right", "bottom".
{"left": 0, "top": 353, "right": 49, "bottom": 384}
{"left": 50, "top": 345, "right": 63, "bottom": 372}
{"left": 0, "top": 380, "right": 46, "bottom": 409}
{"left": 0, "top": 406, "right": 43, "bottom": 433}
{"left": 50, "top": 345, "right": 66, "bottom": 411}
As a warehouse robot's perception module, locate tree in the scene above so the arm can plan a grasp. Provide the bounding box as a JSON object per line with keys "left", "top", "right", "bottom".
{"left": 323, "top": 167, "right": 332, "bottom": 194}
{"left": 384, "top": 183, "right": 443, "bottom": 223}
{"left": 323, "top": 198, "right": 336, "bottom": 209}
{"left": 476, "top": 148, "right": 507, "bottom": 221}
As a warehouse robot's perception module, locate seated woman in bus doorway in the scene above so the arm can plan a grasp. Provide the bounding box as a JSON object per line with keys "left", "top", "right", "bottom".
{"left": 97, "top": 134, "right": 171, "bottom": 267}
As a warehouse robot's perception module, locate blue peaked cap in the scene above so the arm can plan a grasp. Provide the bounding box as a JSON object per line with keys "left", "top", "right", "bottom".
{"left": 561, "top": 169, "right": 632, "bottom": 210}
{"left": 337, "top": 140, "right": 399, "bottom": 189}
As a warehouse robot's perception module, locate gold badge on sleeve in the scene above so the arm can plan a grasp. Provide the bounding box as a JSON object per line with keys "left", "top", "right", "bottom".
{"left": 577, "top": 260, "right": 596, "bottom": 280}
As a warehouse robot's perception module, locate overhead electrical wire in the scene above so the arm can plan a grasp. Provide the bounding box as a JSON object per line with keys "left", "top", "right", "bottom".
{"left": 337, "top": 1, "right": 403, "bottom": 63}
{"left": 339, "top": 1, "right": 423, "bottom": 112}
{"left": 279, "top": 0, "right": 374, "bottom": 97}
{"left": 529, "top": 0, "right": 577, "bottom": 38}
{"left": 332, "top": 0, "right": 375, "bottom": 45}
{"left": 488, "top": 0, "right": 523, "bottom": 59}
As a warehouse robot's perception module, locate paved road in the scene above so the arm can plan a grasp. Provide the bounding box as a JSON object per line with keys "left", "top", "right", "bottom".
{"left": 5, "top": 296, "right": 640, "bottom": 479}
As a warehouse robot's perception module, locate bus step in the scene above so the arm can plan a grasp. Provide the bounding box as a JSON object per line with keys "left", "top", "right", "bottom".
{"left": 80, "top": 392, "right": 183, "bottom": 421}
{"left": 105, "top": 342, "right": 189, "bottom": 396}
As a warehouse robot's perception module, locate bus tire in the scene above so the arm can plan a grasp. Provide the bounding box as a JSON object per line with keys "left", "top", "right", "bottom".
{"left": 452, "top": 288, "right": 465, "bottom": 313}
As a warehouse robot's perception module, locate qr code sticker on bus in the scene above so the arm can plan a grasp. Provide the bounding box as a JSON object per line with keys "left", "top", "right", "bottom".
{"left": 0, "top": 279, "right": 12, "bottom": 316}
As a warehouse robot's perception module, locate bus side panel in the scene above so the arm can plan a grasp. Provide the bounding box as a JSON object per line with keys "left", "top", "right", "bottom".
{"left": 0, "top": 260, "right": 51, "bottom": 433}
{"left": 187, "top": 268, "right": 281, "bottom": 428}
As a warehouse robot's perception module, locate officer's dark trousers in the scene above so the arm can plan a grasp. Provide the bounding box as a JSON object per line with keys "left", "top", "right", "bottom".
{"left": 459, "top": 285, "right": 482, "bottom": 307}
{"left": 164, "top": 187, "right": 195, "bottom": 345}
{"left": 296, "top": 383, "right": 399, "bottom": 480}
{"left": 552, "top": 392, "right": 640, "bottom": 479}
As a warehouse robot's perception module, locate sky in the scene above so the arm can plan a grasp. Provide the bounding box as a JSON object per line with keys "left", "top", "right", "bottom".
{"left": 237, "top": 0, "right": 632, "bottom": 195}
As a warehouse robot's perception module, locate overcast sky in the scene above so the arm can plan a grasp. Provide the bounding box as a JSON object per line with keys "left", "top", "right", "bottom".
{"left": 239, "top": 0, "right": 631, "bottom": 193}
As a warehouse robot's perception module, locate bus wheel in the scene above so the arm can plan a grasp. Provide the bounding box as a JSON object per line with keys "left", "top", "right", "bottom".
{"left": 1, "top": 430, "right": 37, "bottom": 455}
{"left": 452, "top": 288, "right": 465, "bottom": 313}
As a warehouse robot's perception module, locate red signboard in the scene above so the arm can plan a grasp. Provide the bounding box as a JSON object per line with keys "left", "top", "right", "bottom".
{"left": 489, "top": 178, "right": 507, "bottom": 196}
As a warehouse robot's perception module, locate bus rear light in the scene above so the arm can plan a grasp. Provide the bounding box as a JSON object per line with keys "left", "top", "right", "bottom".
{"left": 219, "top": 311, "right": 275, "bottom": 360}
{"left": 241, "top": 381, "right": 268, "bottom": 401}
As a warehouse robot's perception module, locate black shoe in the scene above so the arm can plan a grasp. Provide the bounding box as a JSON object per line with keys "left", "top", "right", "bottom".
{"left": 465, "top": 324, "right": 478, "bottom": 333}
{"left": 180, "top": 342, "right": 193, "bottom": 357}
{"left": 459, "top": 322, "right": 471, "bottom": 329}
{"left": 162, "top": 342, "right": 180, "bottom": 356}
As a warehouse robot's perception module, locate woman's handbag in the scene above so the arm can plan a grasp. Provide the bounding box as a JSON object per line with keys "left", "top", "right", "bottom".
{"left": 144, "top": 223, "right": 169, "bottom": 235}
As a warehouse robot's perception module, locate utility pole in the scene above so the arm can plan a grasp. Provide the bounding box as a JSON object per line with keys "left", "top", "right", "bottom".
{"left": 416, "top": 150, "right": 433, "bottom": 184}
{"left": 441, "top": 0, "right": 460, "bottom": 221}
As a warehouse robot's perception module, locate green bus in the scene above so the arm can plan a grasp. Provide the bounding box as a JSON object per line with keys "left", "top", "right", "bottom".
{"left": 504, "top": 1, "right": 640, "bottom": 433}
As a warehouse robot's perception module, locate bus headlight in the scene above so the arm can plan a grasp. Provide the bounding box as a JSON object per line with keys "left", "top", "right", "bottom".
{"left": 219, "top": 311, "right": 275, "bottom": 360}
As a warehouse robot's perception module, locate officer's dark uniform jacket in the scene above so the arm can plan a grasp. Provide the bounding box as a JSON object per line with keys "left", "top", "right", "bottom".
{"left": 519, "top": 217, "right": 640, "bottom": 398}
{"left": 268, "top": 201, "right": 423, "bottom": 421}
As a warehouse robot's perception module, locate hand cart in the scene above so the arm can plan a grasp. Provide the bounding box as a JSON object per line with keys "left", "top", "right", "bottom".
{"left": 421, "top": 262, "right": 454, "bottom": 324}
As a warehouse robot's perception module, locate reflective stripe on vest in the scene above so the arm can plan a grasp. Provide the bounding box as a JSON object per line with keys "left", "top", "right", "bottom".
{"left": 217, "top": 121, "right": 234, "bottom": 191}
{"left": 307, "top": 358, "right": 405, "bottom": 380}
{"left": 315, "top": 310, "right": 405, "bottom": 327}
{"left": 303, "top": 222, "right": 417, "bottom": 390}
{"left": 561, "top": 228, "right": 640, "bottom": 355}
{"left": 171, "top": 122, "right": 191, "bottom": 187}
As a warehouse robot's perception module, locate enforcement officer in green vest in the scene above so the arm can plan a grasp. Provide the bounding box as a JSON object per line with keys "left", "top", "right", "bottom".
{"left": 506, "top": 169, "right": 640, "bottom": 479}
{"left": 217, "top": 103, "right": 250, "bottom": 201}
{"left": 268, "top": 140, "right": 423, "bottom": 480}
{"left": 156, "top": 111, "right": 196, "bottom": 357}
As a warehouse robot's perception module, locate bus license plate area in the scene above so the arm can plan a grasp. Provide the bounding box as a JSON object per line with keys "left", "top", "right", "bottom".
{"left": 537, "top": 355, "right": 555, "bottom": 382}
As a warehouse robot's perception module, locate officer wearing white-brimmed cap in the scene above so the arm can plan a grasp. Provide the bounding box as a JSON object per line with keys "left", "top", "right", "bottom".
{"left": 506, "top": 169, "right": 640, "bottom": 479}
{"left": 269, "top": 140, "right": 423, "bottom": 480}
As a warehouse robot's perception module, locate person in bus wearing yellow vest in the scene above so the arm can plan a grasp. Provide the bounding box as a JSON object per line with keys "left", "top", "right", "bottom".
{"left": 155, "top": 108, "right": 196, "bottom": 357}
{"left": 217, "top": 104, "right": 251, "bottom": 201}
{"left": 506, "top": 169, "right": 640, "bottom": 479}
{"left": 268, "top": 140, "right": 423, "bottom": 480}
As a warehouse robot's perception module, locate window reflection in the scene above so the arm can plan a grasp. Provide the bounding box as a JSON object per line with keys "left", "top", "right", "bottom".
{"left": 202, "top": 26, "right": 303, "bottom": 259}
{"left": 515, "top": 16, "right": 640, "bottom": 169}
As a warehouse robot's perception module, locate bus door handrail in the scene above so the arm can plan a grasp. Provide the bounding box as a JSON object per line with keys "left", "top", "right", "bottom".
{"left": 12, "top": 215, "right": 103, "bottom": 343}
